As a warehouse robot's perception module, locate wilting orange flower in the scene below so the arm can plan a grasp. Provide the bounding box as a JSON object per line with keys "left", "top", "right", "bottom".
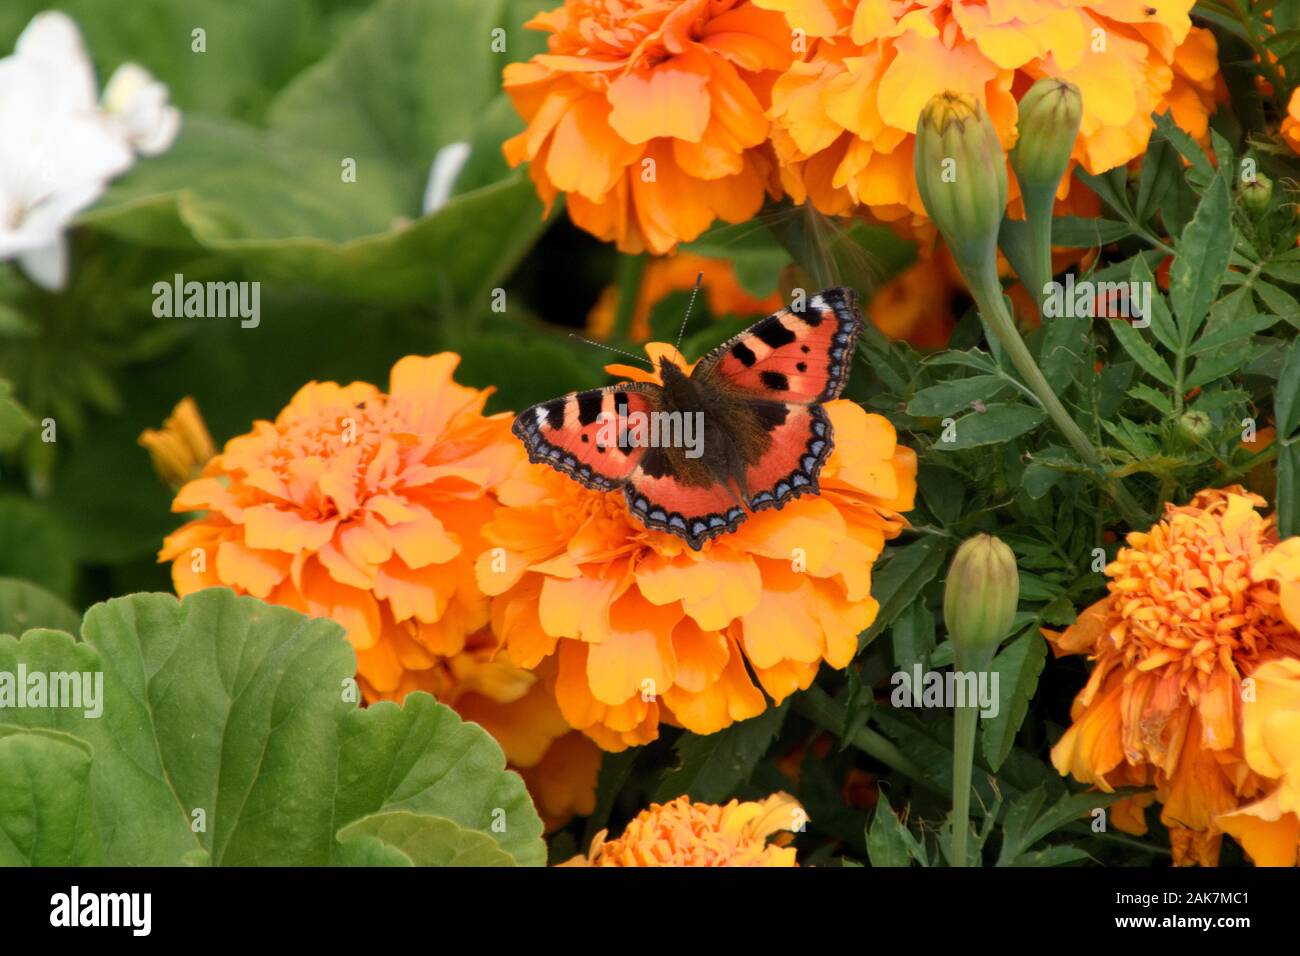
{"left": 1218, "top": 657, "right": 1300, "bottom": 866}
{"left": 757, "top": 0, "right": 1220, "bottom": 223}
{"left": 562, "top": 793, "right": 803, "bottom": 865}
{"left": 156, "top": 354, "right": 598, "bottom": 824}
{"left": 138, "top": 397, "right": 216, "bottom": 487}
{"left": 587, "top": 253, "right": 785, "bottom": 341}
{"left": 1047, "top": 487, "right": 1300, "bottom": 866}
{"left": 1283, "top": 88, "right": 1300, "bottom": 155}
{"left": 502, "top": 0, "right": 795, "bottom": 254}
{"left": 478, "top": 344, "right": 915, "bottom": 749}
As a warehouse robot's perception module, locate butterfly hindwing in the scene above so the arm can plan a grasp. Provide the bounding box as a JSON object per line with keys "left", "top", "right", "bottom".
{"left": 740, "top": 402, "right": 833, "bottom": 512}
{"left": 512, "top": 384, "right": 661, "bottom": 491}
{"left": 624, "top": 447, "right": 747, "bottom": 550}
{"left": 694, "top": 287, "right": 862, "bottom": 405}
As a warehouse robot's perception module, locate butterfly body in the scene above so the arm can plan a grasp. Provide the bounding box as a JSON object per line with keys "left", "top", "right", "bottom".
{"left": 513, "top": 288, "right": 862, "bottom": 550}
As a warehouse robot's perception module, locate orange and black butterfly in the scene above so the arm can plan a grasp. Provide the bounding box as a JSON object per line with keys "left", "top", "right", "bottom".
{"left": 513, "top": 288, "right": 863, "bottom": 550}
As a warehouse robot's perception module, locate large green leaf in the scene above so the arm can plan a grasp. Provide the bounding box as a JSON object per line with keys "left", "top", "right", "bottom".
{"left": 83, "top": 117, "right": 549, "bottom": 307}
{"left": 0, "top": 496, "right": 77, "bottom": 597}
{"left": 0, "top": 380, "right": 33, "bottom": 452}
{"left": 0, "top": 728, "right": 102, "bottom": 865}
{"left": 0, "top": 578, "right": 81, "bottom": 638}
{"left": 336, "top": 811, "right": 517, "bottom": 867}
{"left": 0, "top": 589, "right": 544, "bottom": 866}
{"left": 78, "top": 0, "right": 556, "bottom": 307}
{"left": 0, "top": 0, "right": 357, "bottom": 124}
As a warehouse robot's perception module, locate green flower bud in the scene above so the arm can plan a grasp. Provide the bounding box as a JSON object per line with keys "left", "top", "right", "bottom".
{"left": 1010, "top": 78, "right": 1082, "bottom": 197}
{"left": 914, "top": 92, "right": 1008, "bottom": 274}
{"left": 1175, "top": 409, "right": 1212, "bottom": 447}
{"left": 1239, "top": 173, "right": 1273, "bottom": 215}
{"left": 943, "top": 534, "right": 1019, "bottom": 663}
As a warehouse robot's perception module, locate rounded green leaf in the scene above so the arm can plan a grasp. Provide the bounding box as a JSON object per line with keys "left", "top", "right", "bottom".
{"left": 0, "top": 728, "right": 103, "bottom": 865}
{"left": 0, "top": 588, "right": 543, "bottom": 866}
{"left": 337, "top": 811, "right": 517, "bottom": 867}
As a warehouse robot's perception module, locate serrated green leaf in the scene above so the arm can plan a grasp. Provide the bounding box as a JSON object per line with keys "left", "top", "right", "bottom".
{"left": 1279, "top": 444, "right": 1300, "bottom": 539}
{"left": 1108, "top": 318, "right": 1175, "bottom": 386}
{"left": 1013, "top": 845, "right": 1092, "bottom": 866}
{"left": 1263, "top": 262, "right": 1300, "bottom": 287}
{"left": 907, "top": 375, "right": 1009, "bottom": 417}
{"left": 981, "top": 631, "right": 1047, "bottom": 772}
{"left": 891, "top": 598, "right": 936, "bottom": 674}
{"left": 1277, "top": 338, "right": 1300, "bottom": 438}
{"left": 1186, "top": 342, "right": 1269, "bottom": 389}
{"left": 859, "top": 537, "right": 950, "bottom": 649}
{"left": 866, "top": 791, "right": 927, "bottom": 867}
{"left": 1038, "top": 313, "right": 1088, "bottom": 393}
{"left": 934, "top": 403, "right": 1047, "bottom": 451}
{"left": 654, "top": 703, "right": 787, "bottom": 804}
{"left": 1127, "top": 383, "right": 1173, "bottom": 414}
{"left": 1129, "top": 255, "right": 1179, "bottom": 353}
{"left": 1190, "top": 313, "right": 1278, "bottom": 354}
{"left": 1170, "top": 175, "right": 1233, "bottom": 338}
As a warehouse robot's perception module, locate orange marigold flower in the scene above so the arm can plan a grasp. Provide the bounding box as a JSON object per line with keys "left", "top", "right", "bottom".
{"left": 139, "top": 396, "right": 216, "bottom": 488}
{"left": 1217, "top": 657, "right": 1300, "bottom": 866}
{"left": 1047, "top": 487, "right": 1300, "bottom": 866}
{"left": 867, "top": 251, "right": 961, "bottom": 347}
{"left": 1255, "top": 537, "right": 1300, "bottom": 634}
{"left": 1283, "top": 88, "right": 1300, "bottom": 155}
{"left": 756, "top": 0, "right": 1219, "bottom": 223}
{"left": 156, "top": 354, "right": 597, "bottom": 826}
{"left": 478, "top": 344, "right": 915, "bottom": 749}
{"left": 561, "top": 793, "right": 803, "bottom": 865}
{"left": 587, "top": 253, "right": 785, "bottom": 341}
{"left": 502, "top": 0, "right": 795, "bottom": 254}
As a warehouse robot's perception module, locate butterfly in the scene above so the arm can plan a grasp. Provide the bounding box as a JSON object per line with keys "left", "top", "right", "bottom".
{"left": 512, "top": 287, "right": 863, "bottom": 550}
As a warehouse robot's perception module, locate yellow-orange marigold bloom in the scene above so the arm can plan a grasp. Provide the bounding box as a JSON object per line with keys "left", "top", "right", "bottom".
{"left": 1218, "top": 657, "right": 1300, "bottom": 866}
{"left": 138, "top": 397, "right": 216, "bottom": 487}
{"left": 1283, "top": 88, "right": 1300, "bottom": 155}
{"left": 562, "top": 793, "right": 803, "bottom": 865}
{"left": 587, "top": 253, "right": 785, "bottom": 341}
{"left": 156, "top": 354, "right": 598, "bottom": 824}
{"left": 502, "top": 0, "right": 795, "bottom": 254}
{"left": 477, "top": 344, "right": 916, "bottom": 749}
{"left": 757, "top": 0, "right": 1219, "bottom": 223}
{"left": 1255, "top": 537, "right": 1300, "bottom": 634}
{"left": 1047, "top": 487, "right": 1300, "bottom": 866}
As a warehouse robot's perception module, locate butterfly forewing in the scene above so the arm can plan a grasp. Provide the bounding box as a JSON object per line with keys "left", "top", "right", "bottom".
{"left": 512, "top": 383, "right": 661, "bottom": 491}
{"left": 693, "top": 287, "right": 862, "bottom": 404}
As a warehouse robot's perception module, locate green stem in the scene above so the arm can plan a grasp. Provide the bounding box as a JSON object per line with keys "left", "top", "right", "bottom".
{"left": 792, "top": 685, "right": 936, "bottom": 789}
{"left": 950, "top": 696, "right": 979, "bottom": 867}
{"left": 611, "top": 254, "right": 646, "bottom": 341}
{"left": 966, "top": 263, "right": 1150, "bottom": 529}
{"left": 949, "top": 643, "right": 993, "bottom": 867}
{"left": 1020, "top": 187, "right": 1056, "bottom": 317}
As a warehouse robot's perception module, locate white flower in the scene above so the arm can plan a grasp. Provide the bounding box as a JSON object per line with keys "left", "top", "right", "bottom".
{"left": 422, "top": 142, "right": 471, "bottom": 215}
{"left": 0, "top": 12, "right": 179, "bottom": 291}
{"left": 102, "top": 63, "right": 180, "bottom": 157}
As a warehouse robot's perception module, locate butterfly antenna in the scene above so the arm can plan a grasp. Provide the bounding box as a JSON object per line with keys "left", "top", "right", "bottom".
{"left": 567, "top": 333, "right": 654, "bottom": 368}
{"left": 674, "top": 272, "right": 704, "bottom": 352}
